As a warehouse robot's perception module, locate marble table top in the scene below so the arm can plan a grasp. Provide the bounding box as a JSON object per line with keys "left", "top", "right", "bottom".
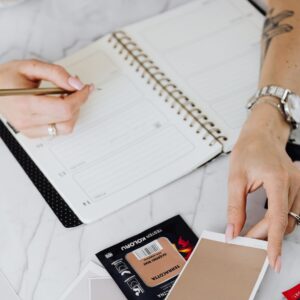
{"left": 1, "top": 0, "right": 299, "bottom": 300}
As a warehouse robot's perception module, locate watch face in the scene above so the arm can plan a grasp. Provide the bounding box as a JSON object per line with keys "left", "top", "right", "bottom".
{"left": 288, "top": 94, "right": 300, "bottom": 123}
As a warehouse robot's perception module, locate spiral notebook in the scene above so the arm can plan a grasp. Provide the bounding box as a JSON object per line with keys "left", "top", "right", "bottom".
{"left": 0, "top": 0, "right": 264, "bottom": 226}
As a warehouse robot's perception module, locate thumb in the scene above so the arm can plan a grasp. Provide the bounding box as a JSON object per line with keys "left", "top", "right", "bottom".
{"left": 245, "top": 217, "right": 268, "bottom": 240}
{"left": 19, "top": 59, "right": 84, "bottom": 91}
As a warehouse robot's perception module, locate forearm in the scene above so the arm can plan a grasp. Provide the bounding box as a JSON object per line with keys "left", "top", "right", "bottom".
{"left": 242, "top": 0, "right": 300, "bottom": 144}
{"left": 228, "top": 0, "right": 300, "bottom": 272}
{"left": 261, "top": 0, "right": 300, "bottom": 93}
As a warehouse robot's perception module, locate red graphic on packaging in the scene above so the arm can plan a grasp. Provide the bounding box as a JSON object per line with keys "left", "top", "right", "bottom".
{"left": 176, "top": 236, "right": 194, "bottom": 260}
{"left": 283, "top": 283, "right": 300, "bottom": 300}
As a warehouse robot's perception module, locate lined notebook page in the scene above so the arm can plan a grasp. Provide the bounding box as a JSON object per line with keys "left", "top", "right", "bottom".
{"left": 125, "top": 0, "right": 264, "bottom": 152}
{"left": 13, "top": 38, "right": 221, "bottom": 223}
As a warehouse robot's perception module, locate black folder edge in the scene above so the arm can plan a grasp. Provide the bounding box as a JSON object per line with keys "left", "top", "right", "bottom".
{"left": 248, "top": 0, "right": 266, "bottom": 16}
{"left": 0, "top": 1, "right": 264, "bottom": 229}
{"left": 0, "top": 120, "right": 82, "bottom": 228}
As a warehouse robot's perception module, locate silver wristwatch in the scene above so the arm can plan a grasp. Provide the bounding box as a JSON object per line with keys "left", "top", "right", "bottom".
{"left": 247, "top": 85, "right": 300, "bottom": 129}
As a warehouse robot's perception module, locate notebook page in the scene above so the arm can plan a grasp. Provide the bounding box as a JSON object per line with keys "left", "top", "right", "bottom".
{"left": 8, "top": 38, "right": 222, "bottom": 223}
{"left": 124, "top": 0, "right": 264, "bottom": 152}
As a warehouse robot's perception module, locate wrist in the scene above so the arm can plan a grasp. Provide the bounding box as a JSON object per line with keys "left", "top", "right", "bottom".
{"left": 243, "top": 100, "right": 291, "bottom": 147}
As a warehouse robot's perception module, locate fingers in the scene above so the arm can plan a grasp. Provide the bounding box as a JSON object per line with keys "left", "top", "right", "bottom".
{"left": 21, "top": 111, "right": 80, "bottom": 138}
{"left": 10, "top": 85, "right": 91, "bottom": 132}
{"left": 29, "top": 85, "right": 91, "bottom": 117}
{"left": 18, "top": 59, "right": 84, "bottom": 91}
{"left": 245, "top": 217, "right": 268, "bottom": 240}
{"left": 0, "top": 59, "right": 94, "bottom": 138}
{"left": 246, "top": 193, "right": 299, "bottom": 240}
{"left": 227, "top": 173, "right": 247, "bottom": 241}
{"left": 287, "top": 162, "right": 300, "bottom": 234}
{"left": 245, "top": 205, "right": 298, "bottom": 240}
{"left": 246, "top": 164, "right": 300, "bottom": 273}
{"left": 264, "top": 174, "right": 289, "bottom": 272}
{"left": 286, "top": 189, "right": 300, "bottom": 235}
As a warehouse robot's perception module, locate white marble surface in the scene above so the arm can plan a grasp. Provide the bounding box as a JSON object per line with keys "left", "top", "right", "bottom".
{"left": 0, "top": 1, "right": 299, "bottom": 300}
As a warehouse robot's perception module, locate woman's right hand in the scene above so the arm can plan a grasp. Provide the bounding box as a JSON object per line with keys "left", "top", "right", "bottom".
{"left": 0, "top": 59, "right": 94, "bottom": 138}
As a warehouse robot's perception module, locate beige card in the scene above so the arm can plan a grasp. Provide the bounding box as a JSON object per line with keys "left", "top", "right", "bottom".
{"left": 167, "top": 231, "right": 268, "bottom": 300}
{"left": 126, "top": 237, "right": 186, "bottom": 287}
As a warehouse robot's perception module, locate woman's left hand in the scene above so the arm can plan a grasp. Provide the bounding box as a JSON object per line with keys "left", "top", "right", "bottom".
{"left": 227, "top": 102, "right": 300, "bottom": 273}
{"left": 245, "top": 160, "right": 300, "bottom": 238}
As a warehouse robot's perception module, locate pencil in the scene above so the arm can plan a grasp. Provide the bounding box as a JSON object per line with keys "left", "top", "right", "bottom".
{"left": 0, "top": 87, "right": 74, "bottom": 97}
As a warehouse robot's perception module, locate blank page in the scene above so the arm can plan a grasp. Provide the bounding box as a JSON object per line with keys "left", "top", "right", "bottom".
{"left": 125, "top": 0, "right": 264, "bottom": 151}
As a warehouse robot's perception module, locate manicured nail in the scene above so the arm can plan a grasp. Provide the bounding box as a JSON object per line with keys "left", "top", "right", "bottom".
{"left": 225, "top": 224, "right": 234, "bottom": 243}
{"left": 89, "top": 83, "right": 95, "bottom": 95}
{"left": 68, "top": 76, "right": 84, "bottom": 91}
{"left": 274, "top": 256, "right": 281, "bottom": 273}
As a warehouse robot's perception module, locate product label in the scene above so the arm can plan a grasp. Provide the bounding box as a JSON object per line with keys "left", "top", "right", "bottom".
{"left": 96, "top": 215, "right": 198, "bottom": 300}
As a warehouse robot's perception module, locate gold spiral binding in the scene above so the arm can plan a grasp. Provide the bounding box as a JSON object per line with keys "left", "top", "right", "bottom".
{"left": 108, "top": 31, "right": 228, "bottom": 147}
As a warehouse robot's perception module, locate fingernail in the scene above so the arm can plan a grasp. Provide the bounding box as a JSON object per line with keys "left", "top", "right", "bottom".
{"left": 225, "top": 224, "right": 234, "bottom": 243}
{"left": 89, "top": 83, "right": 95, "bottom": 95}
{"left": 274, "top": 256, "right": 282, "bottom": 273}
{"left": 68, "top": 76, "right": 84, "bottom": 91}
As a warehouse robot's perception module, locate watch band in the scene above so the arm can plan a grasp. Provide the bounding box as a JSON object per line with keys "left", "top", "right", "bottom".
{"left": 256, "top": 86, "right": 290, "bottom": 103}
{"left": 247, "top": 86, "right": 289, "bottom": 110}
{"left": 247, "top": 85, "right": 299, "bottom": 129}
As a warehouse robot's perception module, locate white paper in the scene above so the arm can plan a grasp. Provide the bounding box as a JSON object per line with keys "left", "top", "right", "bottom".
{"left": 59, "top": 262, "right": 109, "bottom": 300}
{"left": 89, "top": 278, "right": 126, "bottom": 300}
{"left": 0, "top": 271, "right": 20, "bottom": 300}
{"left": 200, "top": 230, "right": 268, "bottom": 250}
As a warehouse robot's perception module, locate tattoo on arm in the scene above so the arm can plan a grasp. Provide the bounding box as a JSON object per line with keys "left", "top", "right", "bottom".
{"left": 261, "top": 9, "right": 294, "bottom": 64}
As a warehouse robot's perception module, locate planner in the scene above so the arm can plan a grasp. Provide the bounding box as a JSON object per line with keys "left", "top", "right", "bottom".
{"left": 0, "top": 0, "right": 264, "bottom": 227}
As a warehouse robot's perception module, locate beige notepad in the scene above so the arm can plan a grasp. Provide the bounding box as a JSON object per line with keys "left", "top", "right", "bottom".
{"left": 167, "top": 231, "right": 268, "bottom": 300}
{"left": 1, "top": 0, "right": 264, "bottom": 224}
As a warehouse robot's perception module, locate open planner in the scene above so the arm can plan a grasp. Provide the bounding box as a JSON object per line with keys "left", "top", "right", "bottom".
{"left": 0, "top": 0, "right": 264, "bottom": 227}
